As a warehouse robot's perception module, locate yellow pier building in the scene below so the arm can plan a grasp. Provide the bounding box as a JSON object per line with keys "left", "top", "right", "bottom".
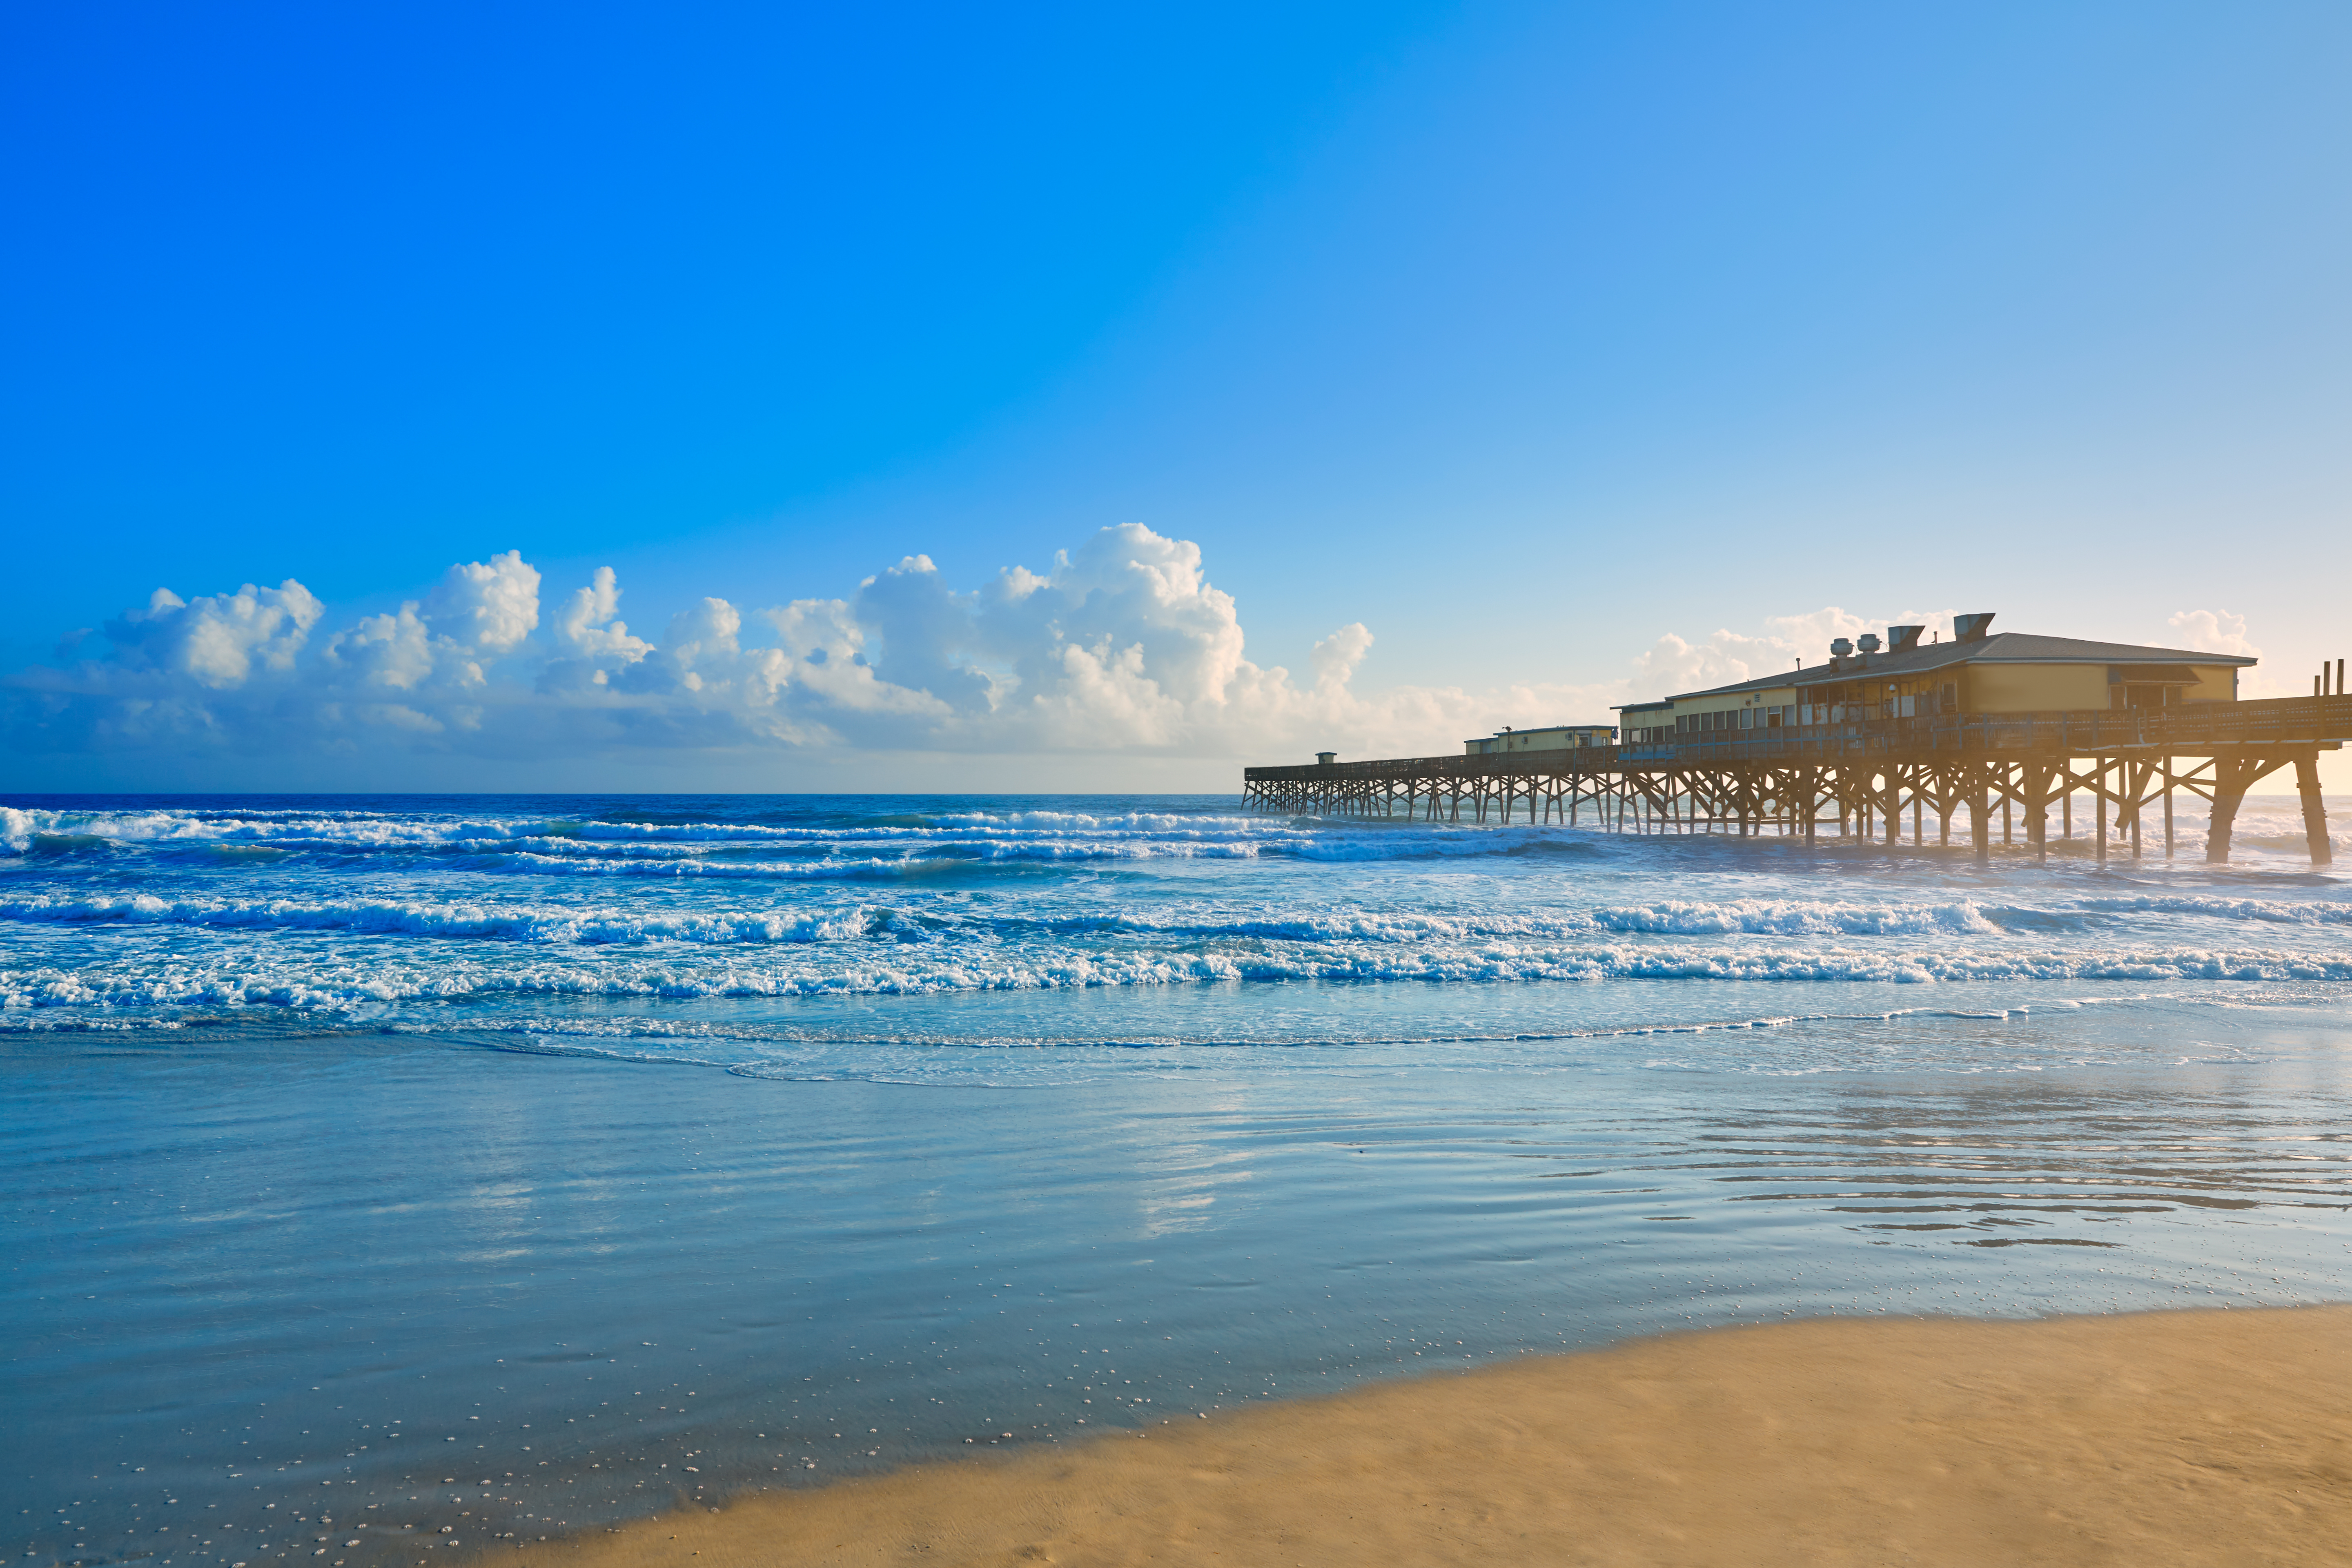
{"left": 1614, "top": 614, "right": 2252, "bottom": 745}
{"left": 1465, "top": 724, "right": 1617, "bottom": 756}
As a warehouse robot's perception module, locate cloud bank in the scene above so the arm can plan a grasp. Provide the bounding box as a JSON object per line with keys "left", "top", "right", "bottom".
{"left": 7, "top": 527, "right": 1510, "bottom": 771}
{"left": 0, "top": 524, "right": 2261, "bottom": 783}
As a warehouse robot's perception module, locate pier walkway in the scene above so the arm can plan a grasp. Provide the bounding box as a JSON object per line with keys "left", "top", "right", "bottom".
{"left": 1241, "top": 694, "right": 2352, "bottom": 864}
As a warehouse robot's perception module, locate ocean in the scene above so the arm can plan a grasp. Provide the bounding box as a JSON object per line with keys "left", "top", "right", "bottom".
{"left": 5, "top": 793, "right": 2349, "bottom": 1567}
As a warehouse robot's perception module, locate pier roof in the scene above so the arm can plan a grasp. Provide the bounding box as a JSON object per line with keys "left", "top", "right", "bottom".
{"left": 1618, "top": 633, "right": 2257, "bottom": 710}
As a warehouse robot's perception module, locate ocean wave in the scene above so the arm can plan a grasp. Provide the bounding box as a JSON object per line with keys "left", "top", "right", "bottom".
{"left": 14, "top": 883, "right": 2349, "bottom": 951}
{"left": 2062, "top": 894, "right": 2352, "bottom": 925}
{"left": 9, "top": 798, "right": 2343, "bottom": 862}
{"left": 0, "top": 888, "right": 2040, "bottom": 945}
{"left": 479, "top": 838, "right": 1274, "bottom": 876}
{"left": 1029, "top": 898, "right": 2002, "bottom": 941}
{"left": 0, "top": 804, "right": 1302, "bottom": 849}
{"left": 8, "top": 939, "right": 2350, "bottom": 1019}
{"left": 0, "top": 804, "right": 1467, "bottom": 863}
{"left": 0, "top": 891, "right": 919, "bottom": 944}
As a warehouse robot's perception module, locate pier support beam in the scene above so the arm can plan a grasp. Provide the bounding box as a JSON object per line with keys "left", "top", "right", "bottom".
{"left": 2124, "top": 760, "right": 2147, "bottom": 861}
{"left": 2297, "top": 750, "right": 2333, "bottom": 866}
{"left": 2206, "top": 765, "right": 2246, "bottom": 863}
{"left": 2204, "top": 757, "right": 2276, "bottom": 864}
{"left": 2094, "top": 760, "right": 2108, "bottom": 864}
{"left": 2025, "top": 766, "right": 2053, "bottom": 865}
{"left": 2163, "top": 758, "right": 2175, "bottom": 858}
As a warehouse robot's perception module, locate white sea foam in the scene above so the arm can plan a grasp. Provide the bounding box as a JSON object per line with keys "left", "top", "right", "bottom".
{"left": 1029, "top": 899, "right": 2001, "bottom": 942}
{"left": 6, "top": 795, "right": 2347, "bottom": 1040}
{"left": 484, "top": 839, "right": 1272, "bottom": 876}
{"left": 0, "top": 891, "right": 912, "bottom": 944}
{"left": 8, "top": 934, "right": 2349, "bottom": 1023}
{"left": 2064, "top": 893, "right": 2352, "bottom": 925}
{"left": 11, "top": 800, "right": 2344, "bottom": 877}
{"left": 0, "top": 804, "right": 1448, "bottom": 863}
{"left": 0, "top": 889, "right": 2025, "bottom": 944}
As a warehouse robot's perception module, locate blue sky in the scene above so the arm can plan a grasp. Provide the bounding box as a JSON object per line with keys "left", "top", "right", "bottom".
{"left": 4, "top": 1, "right": 2347, "bottom": 789}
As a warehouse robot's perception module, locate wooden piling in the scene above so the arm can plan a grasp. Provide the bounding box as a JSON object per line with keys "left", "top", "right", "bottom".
{"left": 2163, "top": 759, "right": 2174, "bottom": 858}
{"left": 2096, "top": 770, "right": 2107, "bottom": 863}
{"left": 2296, "top": 751, "right": 2333, "bottom": 866}
{"left": 2204, "top": 758, "right": 2270, "bottom": 864}
{"left": 2025, "top": 765, "right": 2052, "bottom": 865}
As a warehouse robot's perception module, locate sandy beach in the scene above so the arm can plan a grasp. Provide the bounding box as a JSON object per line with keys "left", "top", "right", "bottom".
{"left": 514, "top": 1305, "right": 2352, "bottom": 1568}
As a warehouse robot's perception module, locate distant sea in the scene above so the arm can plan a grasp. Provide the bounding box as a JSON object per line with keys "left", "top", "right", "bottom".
{"left": 6, "top": 793, "right": 2349, "bottom": 1568}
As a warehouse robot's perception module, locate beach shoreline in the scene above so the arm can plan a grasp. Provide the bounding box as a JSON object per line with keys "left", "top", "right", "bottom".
{"left": 508, "top": 1305, "right": 2352, "bottom": 1568}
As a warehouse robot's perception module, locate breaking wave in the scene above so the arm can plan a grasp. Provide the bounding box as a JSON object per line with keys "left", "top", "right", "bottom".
{"left": 5, "top": 793, "right": 2347, "bottom": 1038}
{"left": 8, "top": 939, "right": 2350, "bottom": 1021}
{"left": 0, "top": 890, "right": 2016, "bottom": 943}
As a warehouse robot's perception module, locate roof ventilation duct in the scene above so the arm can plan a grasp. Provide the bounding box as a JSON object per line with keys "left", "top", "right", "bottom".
{"left": 1887, "top": 624, "right": 1924, "bottom": 652}
{"left": 1856, "top": 633, "right": 1882, "bottom": 654}
{"left": 1953, "top": 612, "right": 1996, "bottom": 643}
{"left": 1829, "top": 637, "right": 1854, "bottom": 658}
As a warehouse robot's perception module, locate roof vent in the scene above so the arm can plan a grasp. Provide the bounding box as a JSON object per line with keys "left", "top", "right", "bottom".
{"left": 1886, "top": 624, "right": 1924, "bottom": 652}
{"left": 1953, "top": 612, "right": 1996, "bottom": 643}
{"left": 1856, "top": 633, "right": 1882, "bottom": 654}
{"left": 1829, "top": 637, "right": 1854, "bottom": 658}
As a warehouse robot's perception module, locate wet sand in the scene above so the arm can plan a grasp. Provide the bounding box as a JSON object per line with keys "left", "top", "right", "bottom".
{"left": 511, "top": 1306, "right": 2352, "bottom": 1568}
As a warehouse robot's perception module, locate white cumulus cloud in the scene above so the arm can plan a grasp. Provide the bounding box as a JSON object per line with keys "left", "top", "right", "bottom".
{"left": 2167, "top": 608, "right": 2260, "bottom": 659}
{"left": 2168, "top": 608, "right": 2277, "bottom": 695}
{"left": 101, "top": 579, "right": 325, "bottom": 689}
{"left": 424, "top": 550, "right": 541, "bottom": 653}
{"left": 3, "top": 530, "right": 2088, "bottom": 782}
{"left": 554, "top": 566, "right": 653, "bottom": 662}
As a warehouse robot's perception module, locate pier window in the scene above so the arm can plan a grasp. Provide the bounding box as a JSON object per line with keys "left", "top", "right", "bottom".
{"left": 2107, "top": 664, "right": 2196, "bottom": 710}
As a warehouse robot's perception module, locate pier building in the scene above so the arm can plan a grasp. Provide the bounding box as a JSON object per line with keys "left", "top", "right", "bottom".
{"left": 1466, "top": 724, "right": 1616, "bottom": 756}
{"left": 1615, "top": 614, "right": 2250, "bottom": 746}
{"left": 1243, "top": 612, "right": 2348, "bottom": 865}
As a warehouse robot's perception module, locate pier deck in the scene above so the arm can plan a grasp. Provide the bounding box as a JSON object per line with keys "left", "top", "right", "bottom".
{"left": 1242, "top": 694, "right": 2352, "bottom": 864}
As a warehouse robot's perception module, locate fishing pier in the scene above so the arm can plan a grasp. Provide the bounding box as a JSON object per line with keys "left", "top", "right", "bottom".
{"left": 1243, "top": 619, "right": 2349, "bottom": 865}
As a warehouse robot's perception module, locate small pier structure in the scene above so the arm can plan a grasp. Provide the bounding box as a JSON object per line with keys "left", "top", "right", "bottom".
{"left": 1243, "top": 619, "right": 2349, "bottom": 864}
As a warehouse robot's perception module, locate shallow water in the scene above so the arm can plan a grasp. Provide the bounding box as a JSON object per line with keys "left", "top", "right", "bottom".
{"left": 4, "top": 793, "right": 2348, "bottom": 1568}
